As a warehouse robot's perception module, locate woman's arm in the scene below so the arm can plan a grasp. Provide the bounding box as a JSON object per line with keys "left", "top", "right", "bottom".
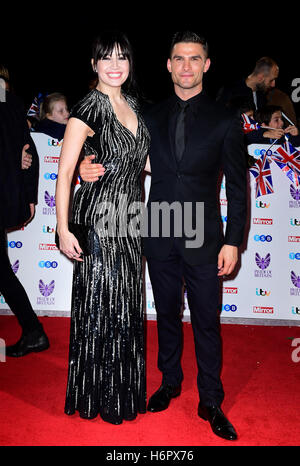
{"left": 56, "top": 118, "right": 90, "bottom": 261}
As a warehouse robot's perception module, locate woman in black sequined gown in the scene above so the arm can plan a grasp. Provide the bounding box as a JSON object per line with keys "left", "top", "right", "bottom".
{"left": 55, "top": 32, "right": 150, "bottom": 424}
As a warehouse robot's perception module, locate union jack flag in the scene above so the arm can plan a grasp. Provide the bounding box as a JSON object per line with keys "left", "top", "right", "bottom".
{"left": 249, "top": 151, "right": 274, "bottom": 198}
{"left": 241, "top": 113, "right": 260, "bottom": 133}
{"left": 27, "top": 92, "right": 47, "bottom": 120}
{"left": 271, "top": 141, "right": 300, "bottom": 187}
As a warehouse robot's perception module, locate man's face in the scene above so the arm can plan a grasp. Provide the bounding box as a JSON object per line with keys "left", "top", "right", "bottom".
{"left": 256, "top": 65, "right": 279, "bottom": 93}
{"left": 167, "top": 42, "right": 210, "bottom": 95}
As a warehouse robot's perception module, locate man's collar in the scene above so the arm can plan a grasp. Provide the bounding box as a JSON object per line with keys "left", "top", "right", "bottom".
{"left": 171, "top": 91, "right": 206, "bottom": 113}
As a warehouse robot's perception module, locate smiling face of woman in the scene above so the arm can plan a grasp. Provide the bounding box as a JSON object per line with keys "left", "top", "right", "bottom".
{"left": 93, "top": 45, "right": 130, "bottom": 93}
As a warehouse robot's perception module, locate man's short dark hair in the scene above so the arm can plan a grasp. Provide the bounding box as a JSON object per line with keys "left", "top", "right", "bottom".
{"left": 169, "top": 31, "right": 209, "bottom": 58}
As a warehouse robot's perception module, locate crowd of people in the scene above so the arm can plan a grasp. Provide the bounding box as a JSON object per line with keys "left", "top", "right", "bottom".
{"left": 0, "top": 30, "right": 299, "bottom": 442}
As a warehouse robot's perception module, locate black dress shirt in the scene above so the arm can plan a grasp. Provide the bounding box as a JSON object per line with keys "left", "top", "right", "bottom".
{"left": 169, "top": 93, "right": 205, "bottom": 164}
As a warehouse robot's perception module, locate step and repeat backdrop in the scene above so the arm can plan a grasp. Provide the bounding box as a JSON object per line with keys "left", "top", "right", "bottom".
{"left": 1, "top": 132, "right": 300, "bottom": 323}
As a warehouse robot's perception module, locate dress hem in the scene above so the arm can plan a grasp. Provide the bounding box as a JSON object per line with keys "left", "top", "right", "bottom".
{"left": 64, "top": 407, "right": 147, "bottom": 425}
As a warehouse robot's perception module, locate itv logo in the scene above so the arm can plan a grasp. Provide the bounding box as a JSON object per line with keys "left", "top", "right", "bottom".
{"left": 42, "top": 225, "right": 55, "bottom": 234}
{"left": 292, "top": 306, "right": 300, "bottom": 315}
{"left": 290, "top": 219, "right": 300, "bottom": 226}
{"left": 48, "top": 139, "right": 63, "bottom": 147}
{"left": 256, "top": 288, "right": 271, "bottom": 296}
{"left": 256, "top": 200, "right": 270, "bottom": 208}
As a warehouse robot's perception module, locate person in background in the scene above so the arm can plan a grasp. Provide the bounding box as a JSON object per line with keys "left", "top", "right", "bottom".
{"left": 35, "top": 92, "right": 69, "bottom": 140}
{"left": 246, "top": 105, "right": 300, "bottom": 146}
{"left": 217, "top": 57, "right": 279, "bottom": 111}
{"left": 0, "top": 77, "right": 49, "bottom": 357}
{"left": 1, "top": 65, "right": 34, "bottom": 170}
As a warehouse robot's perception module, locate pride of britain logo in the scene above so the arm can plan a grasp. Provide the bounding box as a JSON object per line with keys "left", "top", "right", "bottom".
{"left": 254, "top": 253, "right": 272, "bottom": 278}
{"left": 43, "top": 191, "right": 56, "bottom": 215}
{"left": 37, "top": 279, "right": 55, "bottom": 305}
{"left": 289, "top": 185, "right": 300, "bottom": 208}
{"left": 290, "top": 271, "right": 300, "bottom": 296}
{"left": 11, "top": 260, "right": 19, "bottom": 274}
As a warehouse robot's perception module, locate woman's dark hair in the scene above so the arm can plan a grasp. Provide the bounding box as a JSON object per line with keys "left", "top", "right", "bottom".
{"left": 91, "top": 30, "right": 136, "bottom": 95}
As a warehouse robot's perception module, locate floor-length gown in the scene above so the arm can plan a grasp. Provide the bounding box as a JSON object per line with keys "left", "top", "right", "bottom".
{"left": 64, "top": 89, "right": 150, "bottom": 424}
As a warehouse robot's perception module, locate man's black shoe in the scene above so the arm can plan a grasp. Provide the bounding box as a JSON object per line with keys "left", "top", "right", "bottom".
{"left": 198, "top": 404, "right": 238, "bottom": 441}
{"left": 6, "top": 329, "right": 50, "bottom": 357}
{"left": 147, "top": 384, "right": 181, "bottom": 412}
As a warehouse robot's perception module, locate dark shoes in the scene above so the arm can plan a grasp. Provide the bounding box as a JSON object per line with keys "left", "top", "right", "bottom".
{"left": 147, "top": 384, "right": 181, "bottom": 412}
{"left": 6, "top": 328, "right": 50, "bottom": 357}
{"left": 148, "top": 385, "right": 237, "bottom": 441}
{"left": 198, "top": 404, "right": 238, "bottom": 441}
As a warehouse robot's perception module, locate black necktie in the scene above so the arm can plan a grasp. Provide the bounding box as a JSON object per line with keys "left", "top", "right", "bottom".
{"left": 174, "top": 100, "right": 189, "bottom": 163}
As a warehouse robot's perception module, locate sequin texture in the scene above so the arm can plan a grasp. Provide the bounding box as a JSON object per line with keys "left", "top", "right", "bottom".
{"left": 64, "top": 89, "right": 150, "bottom": 424}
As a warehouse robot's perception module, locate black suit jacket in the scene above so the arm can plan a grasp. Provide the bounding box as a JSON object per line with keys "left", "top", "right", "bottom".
{"left": 216, "top": 79, "right": 267, "bottom": 110}
{"left": 142, "top": 92, "right": 247, "bottom": 266}
{"left": 0, "top": 91, "right": 39, "bottom": 229}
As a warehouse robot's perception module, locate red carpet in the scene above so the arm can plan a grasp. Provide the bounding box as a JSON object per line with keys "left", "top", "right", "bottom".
{"left": 0, "top": 315, "right": 300, "bottom": 446}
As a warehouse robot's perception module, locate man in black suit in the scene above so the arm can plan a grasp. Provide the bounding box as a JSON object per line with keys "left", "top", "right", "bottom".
{"left": 79, "top": 31, "right": 247, "bottom": 440}
{"left": 143, "top": 31, "right": 247, "bottom": 441}
{"left": 0, "top": 83, "right": 49, "bottom": 357}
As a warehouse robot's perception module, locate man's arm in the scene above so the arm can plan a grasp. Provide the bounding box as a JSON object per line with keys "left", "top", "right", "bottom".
{"left": 23, "top": 131, "right": 39, "bottom": 208}
{"left": 219, "top": 115, "right": 248, "bottom": 276}
{"left": 217, "top": 244, "right": 238, "bottom": 276}
{"left": 79, "top": 155, "right": 151, "bottom": 181}
{"left": 22, "top": 144, "right": 32, "bottom": 169}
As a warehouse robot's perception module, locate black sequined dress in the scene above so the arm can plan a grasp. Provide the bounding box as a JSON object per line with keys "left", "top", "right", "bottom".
{"left": 64, "top": 89, "right": 150, "bottom": 424}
